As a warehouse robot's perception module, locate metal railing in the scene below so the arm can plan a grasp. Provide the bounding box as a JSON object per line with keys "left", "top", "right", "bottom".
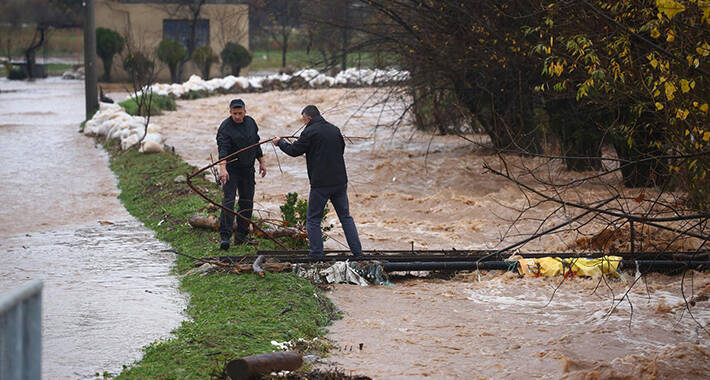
{"left": 0, "top": 280, "right": 43, "bottom": 380}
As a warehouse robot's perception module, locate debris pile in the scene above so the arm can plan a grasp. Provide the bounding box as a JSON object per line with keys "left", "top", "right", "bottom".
{"left": 82, "top": 102, "right": 165, "bottom": 153}
{"left": 293, "top": 261, "right": 390, "bottom": 286}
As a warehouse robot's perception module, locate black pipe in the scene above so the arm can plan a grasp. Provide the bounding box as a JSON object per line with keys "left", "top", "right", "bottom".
{"left": 383, "top": 261, "right": 516, "bottom": 271}
{"left": 217, "top": 251, "right": 710, "bottom": 264}
{"left": 381, "top": 260, "right": 710, "bottom": 273}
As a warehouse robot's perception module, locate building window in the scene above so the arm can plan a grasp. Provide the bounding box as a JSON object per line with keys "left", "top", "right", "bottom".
{"left": 163, "top": 19, "right": 210, "bottom": 48}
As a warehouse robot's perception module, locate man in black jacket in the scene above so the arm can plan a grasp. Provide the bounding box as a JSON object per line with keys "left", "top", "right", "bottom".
{"left": 272, "top": 105, "right": 362, "bottom": 259}
{"left": 217, "top": 98, "right": 267, "bottom": 250}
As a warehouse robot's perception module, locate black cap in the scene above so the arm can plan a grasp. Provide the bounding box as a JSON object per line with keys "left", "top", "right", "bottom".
{"left": 230, "top": 98, "right": 245, "bottom": 109}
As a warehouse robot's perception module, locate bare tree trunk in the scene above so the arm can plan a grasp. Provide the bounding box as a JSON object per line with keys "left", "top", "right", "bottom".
{"left": 24, "top": 26, "right": 46, "bottom": 79}
{"left": 280, "top": 31, "right": 289, "bottom": 68}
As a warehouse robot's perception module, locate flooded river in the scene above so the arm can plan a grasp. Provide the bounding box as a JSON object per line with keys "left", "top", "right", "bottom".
{"left": 153, "top": 87, "right": 709, "bottom": 379}
{"left": 0, "top": 78, "right": 186, "bottom": 379}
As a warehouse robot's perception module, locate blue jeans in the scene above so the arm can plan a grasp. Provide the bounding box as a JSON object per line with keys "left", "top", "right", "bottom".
{"left": 307, "top": 184, "right": 362, "bottom": 258}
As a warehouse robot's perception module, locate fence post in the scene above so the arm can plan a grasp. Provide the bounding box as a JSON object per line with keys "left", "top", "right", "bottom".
{"left": 0, "top": 280, "right": 43, "bottom": 380}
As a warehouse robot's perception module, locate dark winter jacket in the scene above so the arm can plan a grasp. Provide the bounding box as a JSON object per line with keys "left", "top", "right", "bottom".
{"left": 277, "top": 115, "right": 348, "bottom": 187}
{"left": 216, "top": 115, "right": 263, "bottom": 171}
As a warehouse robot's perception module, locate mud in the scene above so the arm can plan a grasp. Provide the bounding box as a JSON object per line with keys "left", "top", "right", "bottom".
{"left": 153, "top": 87, "right": 709, "bottom": 379}
{"left": 0, "top": 78, "right": 186, "bottom": 379}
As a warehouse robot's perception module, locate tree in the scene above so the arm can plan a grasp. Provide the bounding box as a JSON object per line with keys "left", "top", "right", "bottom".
{"left": 303, "top": 0, "right": 368, "bottom": 71}
{"left": 96, "top": 27, "right": 124, "bottom": 82}
{"left": 251, "top": 0, "right": 302, "bottom": 68}
{"left": 221, "top": 42, "right": 252, "bottom": 76}
{"left": 157, "top": 38, "right": 187, "bottom": 83}
{"left": 192, "top": 45, "right": 219, "bottom": 79}
{"left": 532, "top": 0, "right": 709, "bottom": 200}
{"left": 361, "top": 1, "right": 545, "bottom": 153}
{"left": 122, "top": 48, "right": 158, "bottom": 144}
{"left": 163, "top": 0, "right": 207, "bottom": 82}
{"left": 0, "top": 0, "right": 81, "bottom": 78}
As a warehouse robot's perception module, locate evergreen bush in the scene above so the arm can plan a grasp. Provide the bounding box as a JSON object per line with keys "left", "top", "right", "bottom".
{"left": 96, "top": 27, "right": 124, "bottom": 82}
{"left": 157, "top": 38, "right": 187, "bottom": 83}
{"left": 220, "top": 42, "right": 252, "bottom": 76}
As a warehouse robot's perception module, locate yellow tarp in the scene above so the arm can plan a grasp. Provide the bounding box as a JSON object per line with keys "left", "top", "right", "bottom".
{"left": 517, "top": 256, "right": 622, "bottom": 278}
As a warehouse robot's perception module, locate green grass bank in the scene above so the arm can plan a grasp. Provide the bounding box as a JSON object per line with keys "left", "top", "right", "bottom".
{"left": 103, "top": 140, "right": 337, "bottom": 379}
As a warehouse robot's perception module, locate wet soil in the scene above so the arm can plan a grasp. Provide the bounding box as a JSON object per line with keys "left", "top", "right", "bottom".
{"left": 152, "top": 87, "right": 709, "bottom": 379}
{"left": 0, "top": 78, "right": 186, "bottom": 379}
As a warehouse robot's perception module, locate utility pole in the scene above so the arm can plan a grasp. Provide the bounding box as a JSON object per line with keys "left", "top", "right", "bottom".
{"left": 84, "top": 0, "right": 98, "bottom": 119}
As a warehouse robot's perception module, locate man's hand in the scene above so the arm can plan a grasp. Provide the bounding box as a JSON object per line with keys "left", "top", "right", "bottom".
{"left": 259, "top": 163, "right": 267, "bottom": 177}
{"left": 219, "top": 166, "right": 229, "bottom": 185}
{"left": 271, "top": 136, "right": 281, "bottom": 146}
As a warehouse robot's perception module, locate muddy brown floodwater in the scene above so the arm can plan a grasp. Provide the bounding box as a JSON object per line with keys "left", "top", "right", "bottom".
{"left": 154, "top": 87, "right": 709, "bottom": 379}
{"left": 0, "top": 78, "right": 186, "bottom": 379}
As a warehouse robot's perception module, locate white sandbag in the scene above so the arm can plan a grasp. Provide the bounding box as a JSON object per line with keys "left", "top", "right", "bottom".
{"left": 140, "top": 140, "right": 164, "bottom": 153}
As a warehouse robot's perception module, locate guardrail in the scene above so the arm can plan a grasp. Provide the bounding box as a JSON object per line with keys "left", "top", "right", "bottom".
{"left": 0, "top": 280, "right": 43, "bottom": 380}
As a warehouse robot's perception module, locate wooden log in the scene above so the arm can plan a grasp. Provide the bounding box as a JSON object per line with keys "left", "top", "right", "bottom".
{"left": 225, "top": 351, "right": 303, "bottom": 380}
{"left": 188, "top": 214, "right": 306, "bottom": 239}
{"left": 255, "top": 226, "right": 307, "bottom": 239}
{"left": 232, "top": 262, "right": 292, "bottom": 274}
{"left": 188, "top": 214, "right": 219, "bottom": 230}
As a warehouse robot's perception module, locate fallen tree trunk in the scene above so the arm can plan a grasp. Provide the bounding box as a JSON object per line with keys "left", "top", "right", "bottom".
{"left": 226, "top": 351, "right": 303, "bottom": 380}
{"left": 188, "top": 214, "right": 307, "bottom": 239}
{"left": 255, "top": 226, "right": 307, "bottom": 239}
{"left": 188, "top": 214, "right": 219, "bottom": 230}
{"left": 232, "top": 262, "right": 292, "bottom": 274}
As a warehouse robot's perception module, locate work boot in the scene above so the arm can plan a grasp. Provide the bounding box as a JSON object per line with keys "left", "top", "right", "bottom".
{"left": 219, "top": 240, "right": 230, "bottom": 250}
{"left": 234, "top": 234, "right": 258, "bottom": 246}
{"left": 309, "top": 253, "right": 325, "bottom": 261}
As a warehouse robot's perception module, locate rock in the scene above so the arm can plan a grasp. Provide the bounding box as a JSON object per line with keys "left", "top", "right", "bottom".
{"left": 174, "top": 175, "right": 187, "bottom": 183}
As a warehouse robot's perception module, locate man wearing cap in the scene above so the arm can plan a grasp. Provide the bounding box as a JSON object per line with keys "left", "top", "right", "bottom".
{"left": 272, "top": 105, "right": 362, "bottom": 259}
{"left": 217, "top": 98, "right": 266, "bottom": 250}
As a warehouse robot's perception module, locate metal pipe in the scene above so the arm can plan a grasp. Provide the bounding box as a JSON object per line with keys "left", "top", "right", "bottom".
{"left": 381, "top": 260, "right": 710, "bottom": 273}
{"left": 225, "top": 351, "right": 302, "bottom": 380}
{"left": 383, "top": 261, "right": 515, "bottom": 271}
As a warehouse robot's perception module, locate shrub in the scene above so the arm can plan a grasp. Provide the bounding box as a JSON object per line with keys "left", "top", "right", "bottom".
{"left": 179, "top": 89, "right": 209, "bottom": 100}
{"left": 119, "top": 94, "right": 176, "bottom": 116}
{"left": 279, "top": 192, "right": 332, "bottom": 248}
{"left": 123, "top": 52, "right": 155, "bottom": 85}
{"left": 220, "top": 42, "right": 252, "bottom": 76}
{"left": 7, "top": 67, "right": 27, "bottom": 80}
{"left": 96, "top": 27, "right": 124, "bottom": 82}
{"left": 191, "top": 45, "right": 219, "bottom": 79}
{"left": 157, "top": 38, "right": 187, "bottom": 83}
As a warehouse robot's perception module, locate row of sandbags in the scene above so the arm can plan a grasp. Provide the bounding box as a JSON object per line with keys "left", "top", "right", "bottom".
{"left": 82, "top": 102, "right": 165, "bottom": 153}
{"left": 147, "top": 68, "right": 409, "bottom": 98}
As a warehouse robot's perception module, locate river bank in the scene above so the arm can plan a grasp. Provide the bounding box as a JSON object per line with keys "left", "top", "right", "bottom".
{"left": 0, "top": 78, "right": 185, "bottom": 379}
{"left": 100, "top": 141, "right": 339, "bottom": 379}
{"left": 149, "top": 86, "right": 709, "bottom": 379}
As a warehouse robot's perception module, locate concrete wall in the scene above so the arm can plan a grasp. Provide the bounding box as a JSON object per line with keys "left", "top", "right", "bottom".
{"left": 96, "top": 0, "right": 249, "bottom": 82}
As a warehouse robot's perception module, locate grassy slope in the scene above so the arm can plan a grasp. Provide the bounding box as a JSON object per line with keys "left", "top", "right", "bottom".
{"left": 104, "top": 141, "right": 336, "bottom": 379}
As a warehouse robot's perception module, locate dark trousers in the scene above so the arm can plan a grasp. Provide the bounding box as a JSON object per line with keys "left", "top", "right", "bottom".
{"left": 219, "top": 169, "right": 255, "bottom": 241}
{"left": 307, "top": 184, "right": 362, "bottom": 257}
